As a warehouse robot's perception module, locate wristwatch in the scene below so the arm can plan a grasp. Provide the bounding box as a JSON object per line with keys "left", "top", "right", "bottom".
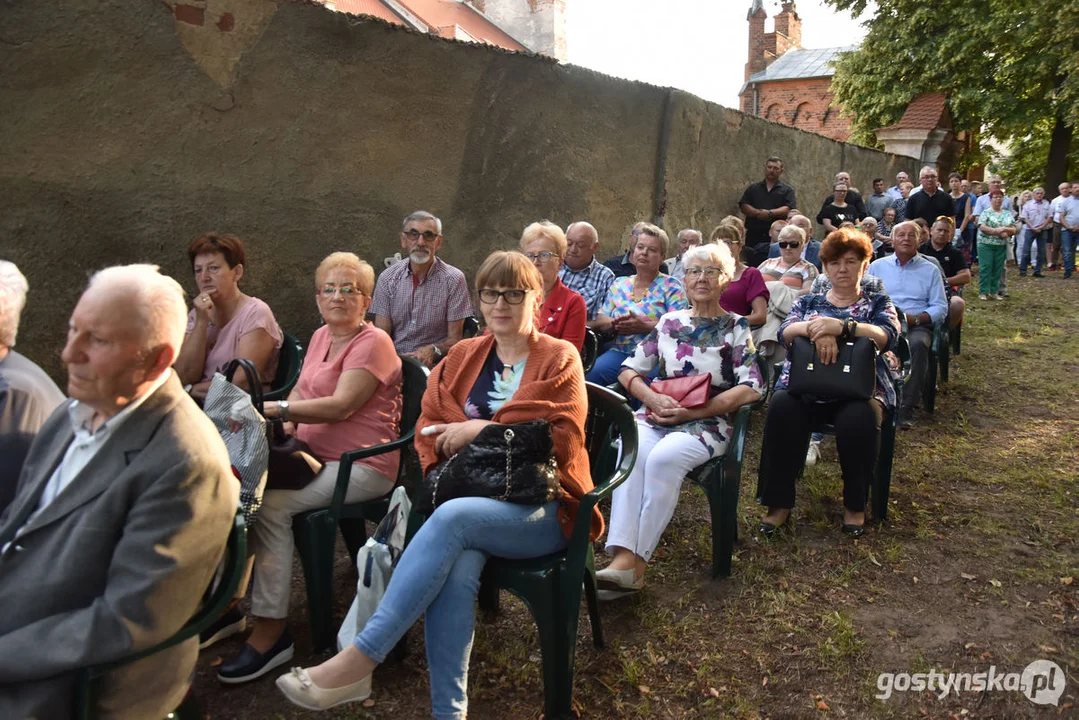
{"left": 432, "top": 344, "right": 444, "bottom": 361}
{"left": 911, "top": 315, "right": 920, "bottom": 327}
{"left": 277, "top": 400, "right": 290, "bottom": 421}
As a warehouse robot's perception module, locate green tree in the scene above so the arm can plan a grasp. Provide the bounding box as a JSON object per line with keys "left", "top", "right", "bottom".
{"left": 823, "top": 0, "right": 1078, "bottom": 192}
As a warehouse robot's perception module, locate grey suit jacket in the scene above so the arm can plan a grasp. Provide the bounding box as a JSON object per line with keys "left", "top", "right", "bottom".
{"left": 0, "top": 372, "right": 239, "bottom": 720}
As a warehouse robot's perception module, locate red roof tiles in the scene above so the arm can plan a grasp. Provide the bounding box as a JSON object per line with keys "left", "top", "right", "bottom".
{"left": 879, "top": 92, "right": 949, "bottom": 131}
{"left": 325, "top": 0, "right": 529, "bottom": 53}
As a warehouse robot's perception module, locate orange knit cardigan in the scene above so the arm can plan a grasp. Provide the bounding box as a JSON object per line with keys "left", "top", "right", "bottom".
{"left": 414, "top": 330, "right": 603, "bottom": 541}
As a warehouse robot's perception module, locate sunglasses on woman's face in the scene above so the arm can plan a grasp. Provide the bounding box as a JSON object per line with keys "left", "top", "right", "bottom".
{"left": 778, "top": 241, "right": 801, "bottom": 249}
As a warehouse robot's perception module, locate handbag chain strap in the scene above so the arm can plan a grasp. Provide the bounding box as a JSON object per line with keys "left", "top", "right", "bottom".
{"left": 498, "top": 428, "right": 515, "bottom": 501}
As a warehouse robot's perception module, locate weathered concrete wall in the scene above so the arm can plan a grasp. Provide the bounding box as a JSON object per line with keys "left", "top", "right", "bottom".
{"left": 0, "top": 0, "right": 916, "bottom": 380}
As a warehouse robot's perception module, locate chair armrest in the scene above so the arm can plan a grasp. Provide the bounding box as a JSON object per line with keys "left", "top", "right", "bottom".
{"left": 329, "top": 431, "right": 416, "bottom": 515}
{"left": 721, "top": 404, "right": 756, "bottom": 479}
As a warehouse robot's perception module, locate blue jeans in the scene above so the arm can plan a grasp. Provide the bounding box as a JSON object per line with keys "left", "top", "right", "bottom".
{"left": 1063, "top": 229, "right": 1077, "bottom": 277}
{"left": 353, "top": 498, "right": 567, "bottom": 720}
{"left": 586, "top": 348, "right": 632, "bottom": 385}
{"left": 1020, "top": 228, "right": 1049, "bottom": 275}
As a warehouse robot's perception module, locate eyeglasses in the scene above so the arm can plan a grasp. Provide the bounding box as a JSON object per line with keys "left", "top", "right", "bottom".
{"left": 524, "top": 251, "right": 557, "bottom": 263}
{"left": 403, "top": 229, "right": 439, "bottom": 241}
{"left": 685, "top": 267, "right": 724, "bottom": 279}
{"left": 320, "top": 284, "right": 362, "bottom": 297}
{"left": 478, "top": 288, "right": 529, "bottom": 305}
{"left": 778, "top": 241, "right": 801, "bottom": 249}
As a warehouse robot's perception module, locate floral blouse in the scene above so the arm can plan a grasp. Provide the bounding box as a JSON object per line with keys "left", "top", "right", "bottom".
{"left": 464, "top": 347, "right": 525, "bottom": 419}
{"left": 599, "top": 274, "right": 688, "bottom": 353}
{"left": 776, "top": 292, "right": 901, "bottom": 409}
{"left": 977, "top": 209, "right": 1015, "bottom": 247}
{"left": 622, "top": 310, "right": 764, "bottom": 457}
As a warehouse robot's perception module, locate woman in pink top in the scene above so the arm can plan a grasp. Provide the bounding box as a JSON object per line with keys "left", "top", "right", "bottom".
{"left": 175, "top": 232, "right": 283, "bottom": 401}
{"left": 215, "top": 252, "right": 403, "bottom": 685}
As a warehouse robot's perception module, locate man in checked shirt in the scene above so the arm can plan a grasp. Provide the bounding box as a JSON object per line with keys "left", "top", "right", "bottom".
{"left": 370, "top": 211, "right": 473, "bottom": 368}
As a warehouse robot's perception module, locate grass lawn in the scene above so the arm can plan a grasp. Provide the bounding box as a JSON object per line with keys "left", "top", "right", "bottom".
{"left": 195, "top": 270, "right": 1077, "bottom": 719}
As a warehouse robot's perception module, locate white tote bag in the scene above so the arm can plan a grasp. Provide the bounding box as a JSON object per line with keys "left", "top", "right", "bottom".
{"left": 203, "top": 367, "right": 269, "bottom": 529}
{"left": 337, "top": 486, "right": 411, "bottom": 651}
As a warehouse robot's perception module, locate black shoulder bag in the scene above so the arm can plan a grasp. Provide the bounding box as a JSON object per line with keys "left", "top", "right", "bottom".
{"left": 415, "top": 419, "right": 564, "bottom": 515}
{"left": 787, "top": 335, "right": 877, "bottom": 402}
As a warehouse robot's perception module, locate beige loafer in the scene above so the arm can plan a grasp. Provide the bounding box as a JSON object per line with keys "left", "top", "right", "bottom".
{"left": 595, "top": 566, "right": 644, "bottom": 592}
{"left": 275, "top": 666, "right": 372, "bottom": 711}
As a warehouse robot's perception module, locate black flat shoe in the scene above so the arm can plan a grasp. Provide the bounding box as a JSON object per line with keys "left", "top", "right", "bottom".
{"left": 841, "top": 523, "right": 867, "bottom": 538}
{"left": 218, "top": 630, "right": 294, "bottom": 685}
{"left": 759, "top": 514, "right": 791, "bottom": 538}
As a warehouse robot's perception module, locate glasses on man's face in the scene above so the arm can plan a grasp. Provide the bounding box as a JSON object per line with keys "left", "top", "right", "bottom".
{"left": 478, "top": 288, "right": 528, "bottom": 305}
{"left": 778, "top": 241, "right": 801, "bottom": 249}
{"left": 320, "top": 284, "right": 362, "bottom": 298}
{"left": 525, "top": 251, "right": 557, "bottom": 264}
{"left": 403, "top": 229, "right": 439, "bottom": 242}
{"left": 684, "top": 267, "right": 723, "bottom": 280}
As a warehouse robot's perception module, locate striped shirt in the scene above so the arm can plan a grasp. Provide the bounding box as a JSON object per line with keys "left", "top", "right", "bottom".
{"left": 370, "top": 257, "right": 473, "bottom": 354}
{"left": 559, "top": 257, "right": 616, "bottom": 321}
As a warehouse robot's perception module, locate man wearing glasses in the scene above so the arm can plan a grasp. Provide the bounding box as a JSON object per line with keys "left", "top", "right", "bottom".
{"left": 905, "top": 166, "right": 954, "bottom": 227}
{"left": 370, "top": 210, "right": 473, "bottom": 368}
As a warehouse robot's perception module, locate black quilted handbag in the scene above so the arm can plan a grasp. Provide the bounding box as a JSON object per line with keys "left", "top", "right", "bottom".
{"left": 415, "top": 420, "right": 563, "bottom": 515}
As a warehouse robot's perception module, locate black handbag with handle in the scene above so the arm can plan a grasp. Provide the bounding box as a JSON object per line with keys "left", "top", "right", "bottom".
{"left": 225, "top": 359, "right": 324, "bottom": 491}
{"left": 414, "top": 419, "right": 563, "bottom": 515}
{"left": 787, "top": 335, "right": 877, "bottom": 401}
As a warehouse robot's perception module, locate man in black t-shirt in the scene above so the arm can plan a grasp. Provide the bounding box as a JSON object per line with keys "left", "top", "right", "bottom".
{"left": 739, "top": 157, "right": 797, "bottom": 246}
{"left": 906, "top": 166, "right": 954, "bottom": 226}
{"left": 920, "top": 217, "right": 971, "bottom": 330}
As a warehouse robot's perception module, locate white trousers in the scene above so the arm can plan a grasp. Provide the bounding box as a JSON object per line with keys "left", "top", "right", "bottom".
{"left": 251, "top": 460, "right": 394, "bottom": 618}
{"left": 605, "top": 424, "right": 716, "bottom": 562}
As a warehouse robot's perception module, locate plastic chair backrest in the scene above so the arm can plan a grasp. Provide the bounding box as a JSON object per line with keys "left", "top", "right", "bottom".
{"left": 581, "top": 329, "right": 599, "bottom": 374}
{"left": 462, "top": 317, "right": 481, "bottom": 339}
{"left": 583, "top": 383, "right": 638, "bottom": 487}
{"left": 265, "top": 332, "right": 304, "bottom": 402}
{"left": 74, "top": 512, "right": 248, "bottom": 719}
{"left": 399, "top": 354, "right": 429, "bottom": 438}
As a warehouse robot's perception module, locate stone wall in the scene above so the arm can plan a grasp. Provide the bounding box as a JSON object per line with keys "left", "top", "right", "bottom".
{"left": 0, "top": 0, "right": 916, "bottom": 379}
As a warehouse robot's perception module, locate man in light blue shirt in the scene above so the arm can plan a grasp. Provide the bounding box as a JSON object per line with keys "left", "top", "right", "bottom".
{"left": 886, "top": 171, "right": 910, "bottom": 201}
{"left": 868, "top": 220, "right": 948, "bottom": 429}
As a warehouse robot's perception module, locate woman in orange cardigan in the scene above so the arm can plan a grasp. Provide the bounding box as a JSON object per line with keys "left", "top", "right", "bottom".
{"left": 277, "top": 251, "right": 599, "bottom": 717}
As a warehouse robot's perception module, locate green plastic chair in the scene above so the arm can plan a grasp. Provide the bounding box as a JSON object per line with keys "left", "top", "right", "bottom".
{"left": 291, "top": 355, "right": 429, "bottom": 652}
{"left": 687, "top": 355, "right": 770, "bottom": 578}
{"left": 462, "top": 316, "right": 481, "bottom": 339}
{"left": 580, "top": 328, "right": 599, "bottom": 374}
{"left": 789, "top": 335, "right": 912, "bottom": 523}
{"left": 74, "top": 512, "right": 248, "bottom": 720}
{"left": 923, "top": 319, "right": 948, "bottom": 413}
{"left": 478, "top": 383, "right": 638, "bottom": 720}
{"left": 264, "top": 332, "right": 304, "bottom": 402}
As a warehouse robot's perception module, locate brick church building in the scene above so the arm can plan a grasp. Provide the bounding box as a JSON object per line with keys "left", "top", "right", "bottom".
{"left": 738, "top": 0, "right": 853, "bottom": 142}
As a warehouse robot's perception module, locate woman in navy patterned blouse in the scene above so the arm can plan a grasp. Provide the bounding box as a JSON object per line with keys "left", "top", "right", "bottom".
{"left": 757, "top": 228, "right": 901, "bottom": 538}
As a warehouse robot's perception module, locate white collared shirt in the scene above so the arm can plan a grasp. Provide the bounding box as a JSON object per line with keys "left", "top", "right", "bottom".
{"left": 24, "top": 372, "right": 171, "bottom": 525}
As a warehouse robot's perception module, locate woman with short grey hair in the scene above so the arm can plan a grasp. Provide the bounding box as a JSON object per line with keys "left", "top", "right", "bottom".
{"left": 597, "top": 241, "right": 764, "bottom": 597}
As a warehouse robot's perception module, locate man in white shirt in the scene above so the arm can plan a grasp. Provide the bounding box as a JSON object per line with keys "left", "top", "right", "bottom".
{"left": 1049, "top": 181, "right": 1072, "bottom": 270}
{"left": 664, "top": 228, "right": 702, "bottom": 283}
{"left": 1058, "top": 182, "right": 1079, "bottom": 279}
{"left": 0, "top": 265, "right": 238, "bottom": 720}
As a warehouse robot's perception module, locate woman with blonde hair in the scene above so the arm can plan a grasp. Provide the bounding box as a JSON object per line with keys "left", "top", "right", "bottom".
{"left": 520, "top": 220, "right": 587, "bottom": 350}
{"left": 217, "top": 251, "right": 402, "bottom": 684}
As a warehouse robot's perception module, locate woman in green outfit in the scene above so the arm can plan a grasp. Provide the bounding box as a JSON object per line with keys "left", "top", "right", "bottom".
{"left": 976, "top": 190, "right": 1017, "bottom": 300}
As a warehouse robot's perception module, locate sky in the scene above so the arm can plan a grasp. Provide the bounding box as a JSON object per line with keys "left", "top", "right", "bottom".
{"left": 565, "top": 0, "right": 873, "bottom": 109}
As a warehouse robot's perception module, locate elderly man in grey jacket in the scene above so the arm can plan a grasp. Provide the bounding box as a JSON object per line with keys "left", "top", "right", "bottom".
{"left": 0, "top": 264, "right": 238, "bottom": 719}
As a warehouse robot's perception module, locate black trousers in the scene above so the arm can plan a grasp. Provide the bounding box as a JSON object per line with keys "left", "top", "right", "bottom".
{"left": 758, "top": 390, "right": 884, "bottom": 512}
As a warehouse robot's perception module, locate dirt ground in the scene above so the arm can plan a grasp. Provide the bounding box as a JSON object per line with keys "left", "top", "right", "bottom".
{"left": 193, "top": 268, "right": 1078, "bottom": 719}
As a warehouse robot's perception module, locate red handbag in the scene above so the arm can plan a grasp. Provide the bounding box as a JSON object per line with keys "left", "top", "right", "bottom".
{"left": 648, "top": 372, "right": 713, "bottom": 408}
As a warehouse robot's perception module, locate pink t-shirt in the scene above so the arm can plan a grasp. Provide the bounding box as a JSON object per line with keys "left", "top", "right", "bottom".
{"left": 295, "top": 324, "right": 403, "bottom": 482}
{"left": 720, "top": 265, "right": 770, "bottom": 316}
{"left": 187, "top": 296, "right": 283, "bottom": 382}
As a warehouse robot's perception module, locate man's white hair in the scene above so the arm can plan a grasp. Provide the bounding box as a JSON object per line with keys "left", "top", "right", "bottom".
{"left": 87, "top": 264, "right": 188, "bottom": 356}
{"left": 0, "top": 260, "right": 29, "bottom": 348}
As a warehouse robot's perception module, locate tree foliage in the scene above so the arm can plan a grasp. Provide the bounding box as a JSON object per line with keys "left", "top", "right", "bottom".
{"left": 823, "top": 0, "right": 1078, "bottom": 186}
